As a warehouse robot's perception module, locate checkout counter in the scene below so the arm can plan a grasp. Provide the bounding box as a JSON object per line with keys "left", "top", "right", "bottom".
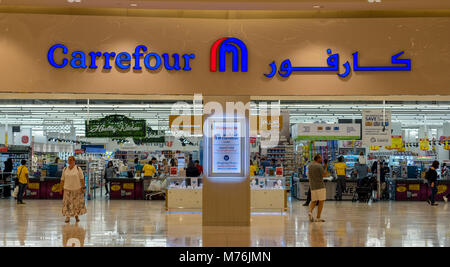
{"left": 108, "top": 177, "right": 144, "bottom": 200}
{"left": 25, "top": 177, "right": 63, "bottom": 199}
{"left": 292, "top": 177, "right": 358, "bottom": 201}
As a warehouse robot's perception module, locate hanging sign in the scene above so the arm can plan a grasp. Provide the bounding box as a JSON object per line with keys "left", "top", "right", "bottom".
{"left": 419, "top": 138, "right": 429, "bottom": 151}
{"left": 294, "top": 123, "right": 360, "bottom": 141}
{"left": 440, "top": 136, "right": 450, "bottom": 150}
{"left": 362, "top": 109, "right": 392, "bottom": 146}
{"left": 85, "top": 115, "right": 146, "bottom": 138}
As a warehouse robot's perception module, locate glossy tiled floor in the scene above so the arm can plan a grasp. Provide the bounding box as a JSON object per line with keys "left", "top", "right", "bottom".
{"left": 1, "top": 195, "right": 449, "bottom": 247}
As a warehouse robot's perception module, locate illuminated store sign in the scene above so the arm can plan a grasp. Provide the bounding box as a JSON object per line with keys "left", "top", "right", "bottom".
{"left": 47, "top": 38, "right": 411, "bottom": 79}
{"left": 47, "top": 44, "right": 195, "bottom": 71}
{"left": 264, "top": 49, "right": 412, "bottom": 78}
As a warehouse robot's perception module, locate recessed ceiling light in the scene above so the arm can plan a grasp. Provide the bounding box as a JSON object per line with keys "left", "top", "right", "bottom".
{"left": 368, "top": 0, "right": 382, "bottom": 3}
{"left": 130, "top": 3, "right": 138, "bottom": 7}
{"left": 313, "top": 5, "right": 323, "bottom": 9}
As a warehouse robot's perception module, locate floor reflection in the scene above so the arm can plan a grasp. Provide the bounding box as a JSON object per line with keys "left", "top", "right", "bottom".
{"left": 1, "top": 198, "right": 450, "bottom": 247}
{"left": 309, "top": 223, "right": 326, "bottom": 247}
{"left": 62, "top": 223, "right": 86, "bottom": 247}
{"left": 15, "top": 206, "right": 28, "bottom": 246}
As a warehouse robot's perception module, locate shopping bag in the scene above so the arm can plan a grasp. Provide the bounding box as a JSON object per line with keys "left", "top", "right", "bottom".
{"left": 149, "top": 180, "right": 162, "bottom": 191}
{"left": 12, "top": 186, "right": 18, "bottom": 198}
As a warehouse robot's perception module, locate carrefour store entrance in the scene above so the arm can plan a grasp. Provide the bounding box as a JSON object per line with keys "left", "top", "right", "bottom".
{"left": 1, "top": 5, "right": 450, "bottom": 247}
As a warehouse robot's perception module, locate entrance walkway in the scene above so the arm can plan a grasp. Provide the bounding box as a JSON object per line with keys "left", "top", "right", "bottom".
{"left": 0, "top": 198, "right": 448, "bottom": 247}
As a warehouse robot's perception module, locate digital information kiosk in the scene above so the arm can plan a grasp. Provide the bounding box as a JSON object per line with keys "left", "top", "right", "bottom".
{"left": 202, "top": 116, "right": 250, "bottom": 226}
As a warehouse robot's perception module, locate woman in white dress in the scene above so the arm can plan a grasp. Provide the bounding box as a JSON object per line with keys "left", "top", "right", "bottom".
{"left": 60, "top": 156, "right": 87, "bottom": 223}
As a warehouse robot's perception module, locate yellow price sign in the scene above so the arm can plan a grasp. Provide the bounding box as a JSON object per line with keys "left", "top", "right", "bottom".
{"left": 28, "top": 183, "right": 40, "bottom": 190}
{"left": 123, "top": 183, "right": 134, "bottom": 190}
{"left": 408, "top": 184, "right": 420, "bottom": 191}
{"left": 438, "top": 185, "right": 447, "bottom": 195}
{"left": 420, "top": 139, "right": 429, "bottom": 151}
{"left": 111, "top": 185, "right": 121, "bottom": 191}
{"left": 391, "top": 136, "right": 403, "bottom": 149}
{"left": 396, "top": 186, "right": 406, "bottom": 193}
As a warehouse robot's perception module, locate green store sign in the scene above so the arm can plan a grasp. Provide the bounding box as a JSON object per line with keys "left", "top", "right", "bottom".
{"left": 85, "top": 115, "right": 146, "bottom": 138}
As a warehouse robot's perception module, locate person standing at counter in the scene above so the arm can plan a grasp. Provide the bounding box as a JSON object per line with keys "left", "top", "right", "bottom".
{"left": 260, "top": 156, "right": 271, "bottom": 172}
{"left": 355, "top": 159, "right": 370, "bottom": 186}
{"left": 426, "top": 160, "right": 440, "bottom": 206}
{"left": 16, "top": 160, "right": 29, "bottom": 205}
{"left": 143, "top": 160, "right": 156, "bottom": 178}
{"left": 60, "top": 156, "right": 86, "bottom": 223}
{"left": 134, "top": 157, "right": 143, "bottom": 175}
{"left": 161, "top": 159, "right": 169, "bottom": 176}
{"left": 334, "top": 156, "right": 347, "bottom": 201}
{"left": 308, "top": 154, "right": 327, "bottom": 223}
{"left": 104, "top": 161, "right": 115, "bottom": 196}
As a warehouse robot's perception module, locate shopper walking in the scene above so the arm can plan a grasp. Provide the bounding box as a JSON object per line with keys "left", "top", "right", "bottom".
{"left": 334, "top": 156, "right": 347, "bottom": 201}
{"left": 60, "top": 156, "right": 86, "bottom": 223}
{"left": 3, "top": 158, "right": 13, "bottom": 198}
{"left": 16, "top": 160, "right": 29, "bottom": 205}
{"left": 426, "top": 160, "right": 440, "bottom": 206}
{"left": 308, "top": 154, "right": 328, "bottom": 222}
{"left": 104, "top": 161, "right": 115, "bottom": 195}
{"left": 194, "top": 160, "right": 203, "bottom": 175}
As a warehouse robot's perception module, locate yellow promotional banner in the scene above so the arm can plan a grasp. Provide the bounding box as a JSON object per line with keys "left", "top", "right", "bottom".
{"left": 408, "top": 184, "right": 420, "bottom": 191}
{"left": 169, "top": 115, "right": 282, "bottom": 135}
{"left": 438, "top": 185, "right": 447, "bottom": 195}
{"left": 123, "top": 183, "right": 134, "bottom": 190}
{"left": 28, "top": 183, "right": 40, "bottom": 190}
{"left": 397, "top": 147, "right": 406, "bottom": 152}
{"left": 111, "top": 185, "right": 121, "bottom": 191}
{"left": 419, "top": 138, "right": 429, "bottom": 151}
{"left": 391, "top": 136, "right": 403, "bottom": 149}
{"left": 396, "top": 186, "right": 406, "bottom": 193}
{"left": 441, "top": 137, "right": 450, "bottom": 150}
{"left": 370, "top": 146, "right": 380, "bottom": 150}
{"left": 51, "top": 183, "right": 61, "bottom": 192}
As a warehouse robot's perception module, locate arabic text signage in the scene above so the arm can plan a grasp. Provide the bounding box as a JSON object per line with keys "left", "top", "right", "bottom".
{"left": 48, "top": 38, "right": 411, "bottom": 79}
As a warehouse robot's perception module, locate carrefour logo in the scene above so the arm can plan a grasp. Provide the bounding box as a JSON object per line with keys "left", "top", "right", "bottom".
{"left": 47, "top": 37, "right": 248, "bottom": 73}
{"left": 210, "top": 37, "right": 248, "bottom": 72}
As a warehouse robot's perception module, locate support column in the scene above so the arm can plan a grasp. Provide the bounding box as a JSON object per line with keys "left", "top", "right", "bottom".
{"left": 202, "top": 95, "right": 250, "bottom": 227}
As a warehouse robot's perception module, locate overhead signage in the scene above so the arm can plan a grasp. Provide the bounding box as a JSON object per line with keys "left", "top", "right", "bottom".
{"left": 48, "top": 38, "right": 412, "bottom": 79}
{"left": 294, "top": 123, "right": 361, "bottom": 141}
{"left": 362, "top": 109, "right": 392, "bottom": 146}
{"left": 211, "top": 120, "right": 243, "bottom": 175}
{"left": 85, "top": 115, "right": 146, "bottom": 138}
{"left": 169, "top": 115, "right": 282, "bottom": 136}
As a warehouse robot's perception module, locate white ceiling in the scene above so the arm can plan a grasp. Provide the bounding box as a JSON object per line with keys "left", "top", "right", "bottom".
{"left": 1, "top": 0, "right": 449, "bottom": 10}
{"left": 1, "top": 101, "right": 449, "bottom": 136}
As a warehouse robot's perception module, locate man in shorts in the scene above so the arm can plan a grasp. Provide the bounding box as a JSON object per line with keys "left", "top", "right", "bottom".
{"left": 308, "top": 154, "right": 327, "bottom": 222}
